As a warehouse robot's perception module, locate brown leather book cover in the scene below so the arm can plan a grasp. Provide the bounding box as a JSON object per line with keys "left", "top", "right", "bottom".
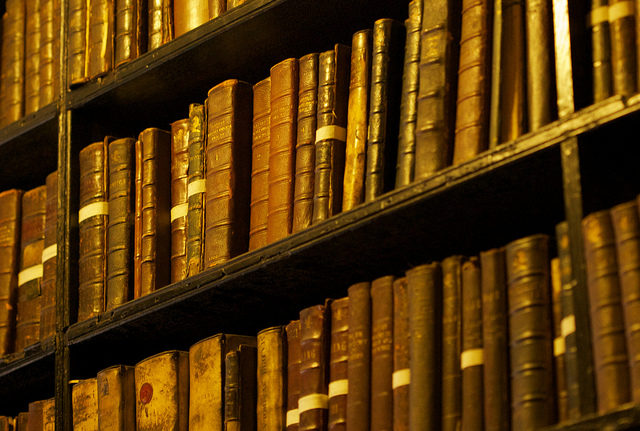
{"left": 15, "top": 412, "right": 30, "bottom": 431}
{"left": 73, "top": 378, "right": 99, "bottom": 430}
{"left": 371, "top": 276, "right": 393, "bottom": 431}
{"left": 249, "top": 78, "right": 271, "bottom": 251}
{"left": 292, "top": 53, "right": 318, "bottom": 233}
{"left": 312, "top": 45, "right": 350, "bottom": 224}
{"left": 27, "top": 399, "right": 44, "bottom": 431}
{"left": 173, "top": 0, "right": 208, "bottom": 37}
{"left": 87, "top": 0, "right": 114, "bottom": 79}
{"left": 452, "top": 0, "right": 492, "bottom": 164}
{"left": 461, "top": 257, "right": 483, "bottom": 431}
{"left": 115, "top": 0, "right": 146, "bottom": 67}
{"left": 1, "top": 0, "right": 26, "bottom": 125}
{"left": 286, "top": 320, "right": 301, "bottom": 431}
{"left": 24, "top": 0, "right": 41, "bottom": 115}
{"left": 590, "top": 0, "right": 612, "bottom": 102}
{"left": 551, "top": 257, "right": 568, "bottom": 421}
{"left": 134, "top": 138, "right": 143, "bottom": 298}
{"left": 97, "top": 365, "right": 136, "bottom": 430}
{"left": 328, "top": 297, "right": 348, "bottom": 431}
{"left": 39, "top": 0, "right": 60, "bottom": 106}
{"left": 479, "top": 248, "right": 509, "bottom": 431}
{"left": 69, "top": 0, "right": 88, "bottom": 85}
{"left": 609, "top": 0, "right": 636, "bottom": 96}
{"left": 43, "top": 398, "right": 55, "bottom": 431}
{"left": 299, "top": 303, "right": 330, "bottom": 431}
{"left": 347, "top": 282, "right": 370, "bottom": 431}
{"left": 208, "top": 0, "right": 224, "bottom": 18}
{"left": 204, "top": 79, "right": 252, "bottom": 268}
{"left": 441, "top": 256, "right": 462, "bottom": 431}
{"left": 79, "top": 140, "right": 109, "bottom": 321}
{"left": 583, "top": 210, "right": 631, "bottom": 412}
{"left": 135, "top": 128, "right": 171, "bottom": 298}
{"left": 106, "top": 138, "right": 135, "bottom": 310}
{"left": 257, "top": 326, "right": 286, "bottom": 431}
{"left": 268, "top": 58, "right": 298, "bottom": 243}
{"left": 0, "top": 189, "right": 22, "bottom": 356}
{"left": 392, "top": 277, "right": 409, "bottom": 431}
{"left": 186, "top": 103, "right": 206, "bottom": 276}
{"left": 225, "top": 344, "right": 258, "bottom": 431}
{"left": 171, "top": 119, "right": 189, "bottom": 283}
{"left": 342, "top": 29, "right": 371, "bottom": 212}
{"left": 40, "top": 171, "right": 57, "bottom": 340}
{"left": 226, "top": 0, "right": 244, "bottom": 9}
{"left": 0, "top": 416, "right": 11, "bottom": 431}
{"left": 364, "top": 18, "right": 404, "bottom": 203}
{"left": 148, "top": 0, "right": 173, "bottom": 50}
{"left": 16, "top": 185, "right": 46, "bottom": 350}
{"left": 506, "top": 234, "right": 555, "bottom": 428}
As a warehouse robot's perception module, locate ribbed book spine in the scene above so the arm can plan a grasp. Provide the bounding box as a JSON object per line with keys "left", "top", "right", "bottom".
{"left": 69, "top": 0, "right": 88, "bottom": 85}
{"left": 392, "top": 277, "right": 409, "bottom": 431}
{"left": 171, "top": 119, "right": 189, "bottom": 283}
{"left": 186, "top": 103, "right": 206, "bottom": 276}
{"left": 609, "top": 0, "right": 637, "bottom": 96}
{"left": 257, "top": 326, "right": 286, "bottom": 431}
{"left": 590, "top": 0, "right": 612, "bottom": 102}
{"left": 148, "top": 0, "right": 173, "bottom": 50}
{"left": 551, "top": 257, "right": 568, "bottom": 421}
{"left": 0, "top": 190, "right": 21, "bottom": 355}
{"left": 39, "top": 0, "right": 59, "bottom": 106}
{"left": 115, "top": 0, "right": 146, "bottom": 67}
{"left": 134, "top": 139, "right": 143, "bottom": 298}
{"left": 97, "top": 365, "right": 135, "bottom": 430}
{"left": 24, "top": 0, "right": 41, "bottom": 115}
{"left": 441, "top": 256, "right": 462, "bottom": 431}
{"left": 1, "top": 0, "right": 26, "bottom": 125}
{"left": 371, "top": 276, "right": 394, "bottom": 431}
{"left": 328, "top": 297, "right": 348, "bottom": 431}
{"left": 87, "top": 0, "right": 114, "bottom": 79}
{"left": 286, "top": 320, "right": 301, "bottom": 431}
{"left": 40, "top": 171, "right": 57, "bottom": 339}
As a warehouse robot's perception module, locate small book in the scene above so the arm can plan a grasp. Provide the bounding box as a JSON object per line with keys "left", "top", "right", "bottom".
{"left": 0, "top": 189, "right": 22, "bottom": 355}
{"left": 148, "top": 0, "right": 173, "bottom": 50}
{"left": 97, "top": 365, "right": 136, "bottom": 430}
{"left": 114, "top": 0, "right": 146, "bottom": 67}
{"left": 441, "top": 256, "right": 462, "bottom": 431}
{"left": 24, "top": 0, "right": 41, "bottom": 115}
{"left": 73, "top": 378, "right": 99, "bottom": 430}
{"left": 186, "top": 103, "right": 206, "bottom": 276}
{"left": 285, "top": 320, "right": 301, "bottom": 431}
{"left": 40, "top": 171, "right": 57, "bottom": 339}
{"left": 87, "top": 0, "right": 114, "bottom": 79}
{"left": 224, "top": 344, "right": 258, "bottom": 431}
{"left": 328, "top": 297, "right": 348, "bottom": 431}
{"left": 170, "top": 119, "right": 190, "bottom": 283}
{"left": 371, "top": 276, "right": 394, "bottom": 431}
{"left": 257, "top": 326, "right": 286, "bottom": 431}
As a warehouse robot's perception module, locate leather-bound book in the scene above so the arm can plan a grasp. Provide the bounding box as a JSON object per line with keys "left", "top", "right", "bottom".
{"left": 136, "top": 350, "right": 189, "bottom": 430}
{"left": 97, "top": 365, "right": 135, "bottom": 430}
{"left": 15, "top": 412, "right": 30, "bottom": 431}
{"left": 135, "top": 128, "right": 171, "bottom": 298}
{"left": 134, "top": 139, "right": 143, "bottom": 297}
{"left": 407, "top": 263, "right": 442, "bottom": 431}
{"left": 171, "top": 119, "right": 189, "bottom": 282}
{"left": 106, "top": 138, "right": 135, "bottom": 310}
{"left": 257, "top": 326, "right": 286, "bottom": 431}
{"left": 148, "top": 0, "right": 173, "bottom": 50}
{"left": 173, "top": 0, "right": 209, "bottom": 37}
{"left": 73, "top": 378, "right": 99, "bottom": 430}
{"left": 24, "top": 0, "right": 41, "bottom": 115}
{"left": 79, "top": 140, "right": 109, "bottom": 321}
{"left": 392, "top": 277, "right": 409, "bottom": 431}
{"left": 506, "top": 234, "right": 555, "bottom": 429}
{"left": 371, "top": 276, "right": 394, "bottom": 431}
{"left": 414, "top": 0, "right": 461, "bottom": 179}
{"left": 551, "top": 257, "right": 568, "bottom": 421}
{"left": 312, "top": 45, "right": 350, "bottom": 224}
{"left": 268, "top": 58, "right": 298, "bottom": 243}
{"left": 590, "top": 0, "right": 612, "bottom": 102}
{"left": 452, "top": 0, "right": 492, "bottom": 164}
{"left": 69, "top": 0, "right": 88, "bottom": 85}
{"left": 16, "top": 185, "right": 46, "bottom": 350}
{"left": 27, "top": 400, "right": 44, "bottom": 431}
{"left": 364, "top": 19, "right": 404, "bottom": 202}
{"left": 1, "top": 0, "right": 26, "bottom": 125}
{"left": 115, "top": 0, "right": 146, "bottom": 67}
{"left": 479, "top": 248, "right": 509, "bottom": 431}
{"left": 209, "top": 0, "right": 224, "bottom": 18}
{"left": 88, "top": 0, "right": 114, "bottom": 79}
{"left": 441, "top": 256, "right": 462, "bottom": 431}
{"left": 40, "top": 171, "right": 57, "bottom": 340}
{"left": 347, "top": 282, "right": 370, "bottom": 431}
{"left": 0, "top": 416, "right": 11, "bottom": 431}
{"left": 204, "top": 80, "right": 252, "bottom": 268}
{"left": 395, "top": 0, "right": 422, "bottom": 188}
{"left": 286, "top": 320, "right": 301, "bottom": 431}
{"left": 609, "top": 0, "right": 636, "bottom": 96}
{"left": 328, "top": 297, "right": 348, "bottom": 431}
{"left": 43, "top": 398, "right": 55, "bottom": 431}
{"left": 583, "top": 210, "right": 630, "bottom": 412}
{"left": 299, "top": 303, "right": 330, "bottom": 431}
{"left": 292, "top": 53, "right": 318, "bottom": 233}
{"left": 39, "top": 0, "right": 59, "bottom": 106}
{"left": 342, "top": 29, "right": 371, "bottom": 212}
{"left": 226, "top": 0, "right": 245, "bottom": 9}
{"left": 186, "top": 103, "right": 206, "bottom": 276}
{"left": 249, "top": 78, "right": 271, "bottom": 251}
{"left": 189, "top": 333, "right": 256, "bottom": 431}
{"left": 461, "top": 257, "right": 483, "bottom": 431}
{"left": 0, "top": 189, "right": 22, "bottom": 356}
{"left": 225, "top": 344, "right": 258, "bottom": 431}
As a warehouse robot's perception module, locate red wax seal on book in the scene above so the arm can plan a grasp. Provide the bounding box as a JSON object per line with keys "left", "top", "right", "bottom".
{"left": 140, "top": 383, "right": 153, "bottom": 404}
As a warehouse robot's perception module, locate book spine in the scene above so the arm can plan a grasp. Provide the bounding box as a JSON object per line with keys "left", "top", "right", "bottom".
{"left": 87, "top": 0, "right": 114, "bottom": 79}
{"left": 115, "top": 0, "right": 146, "bottom": 67}
{"left": 342, "top": 29, "right": 371, "bottom": 212}
{"left": 173, "top": 0, "right": 209, "bottom": 37}
{"left": 226, "top": 0, "right": 245, "bottom": 9}
{"left": 134, "top": 139, "right": 143, "bottom": 298}
{"left": 1, "top": 0, "right": 26, "bottom": 125}
{"left": 249, "top": 78, "right": 271, "bottom": 251}
{"left": 208, "top": 0, "right": 224, "bottom": 18}
{"left": 328, "top": 297, "right": 348, "bottom": 431}
{"left": 40, "top": 171, "right": 57, "bottom": 339}
{"left": 258, "top": 326, "right": 286, "bottom": 431}
{"left": 286, "top": 320, "right": 301, "bottom": 431}
{"left": 292, "top": 53, "right": 318, "bottom": 233}
{"left": 69, "top": 0, "right": 88, "bottom": 85}
{"left": 27, "top": 400, "right": 44, "bottom": 431}
{"left": 346, "top": 282, "right": 371, "bottom": 431}
{"left": 73, "top": 378, "right": 99, "bottom": 430}
{"left": 371, "top": 276, "right": 394, "bottom": 431}
{"left": 392, "top": 277, "right": 409, "bottom": 431}
{"left": 42, "top": 398, "right": 55, "bottom": 431}
{"left": 609, "top": 0, "right": 637, "bottom": 96}
{"left": 0, "top": 190, "right": 21, "bottom": 355}
{"left": 312, "top": 45, "right": 350, "bottom": 224}
{"left": 38, "top": 0, "right": 58, "bottom": 106}
{"left": 590, "top": 0, "right": 613, "bottom": 102}
{"left": 148, "top": 0, "right": 173, "bottom": 50}
{"left": 16, "top": 412, "right": 30, "bottom": 430}
{"left": 97, "top": 365, "right": 136, "bottom": 431}
{"left": 189, "top": 334, "right": 224, "bottom": 431}
{"left": 170, "top": 119, "right": 189, "bottom": 283}
{"left": 551, "top": 257, "right": 568, "bottom": 421}
{"left": 204, "top": 79, "right": 252, "bottom": 268}
{"left": 225, "top": 350, "right": 241, "bottom": 431}
{"left": 25, "top": 0, "right": 41, "bottom": 115}
{"left": 225, "top": 344, "right": 258, "bottom": 431}
{"left": 441, "top": 256, "right": 462, "bottom": 431}
{"left": 268, "top": 58, "right": 298, "bottom": 243}
{"left": 186, "top": 103, "right": 206, "bottom": 276}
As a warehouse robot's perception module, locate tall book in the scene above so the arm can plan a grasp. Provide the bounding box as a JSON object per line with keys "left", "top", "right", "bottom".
{"left": 134, "top": 139, "right": 143, "bottom": 299}
{"left": 392, "top": 277, "right": 409, "bottom": 431}
{"left": 43, "top": 398, "right": 55, "bottom": 431}
{"left": 186, "top": 103, "right": 206, "bottom": 276}
{"left": 204, "top": 80, "right": 252, "bottom": 268}
{"left": 582, "top": 210, "right": 630, "bottom": 412}
{"left": 69, "top": 0, "right": 88, "bottom": 85}
{"left": 371, "top": 276, "right": 394, "bottom": 431}
{"left": 39, "top": 0, "right": 60, "bottom": 106}
{"left": 506, "top": 234, "right": 555, "bottom": 429}
{"left": 328, "top": 297, "right": 348, "bottom": 431}
{"left": 148, "top": 0, "right": 173, "bottom": 50}
{"left": 590, "top": 0, "right": 612, "bottom": 102}
{"left": 551, "top": 257, "right": 568, "bottom": 421}
{"left": 609, "top": 0, "right": 636, "bottom": 96}
{"left": 286, "top": 320, "right": 301, "bottom": 431}
{"left": 40, "top": 171, "right": 57, "bottom": 339}
{"left": 257, "top": 326, "right": 286, "bottom": 431}
{"left": 225, "top": 344, "right": 258, "bottom": 431}
{"left": 87, "top": 0, "right": 114, "bottom": 79}
{"left": 173, "top": 0, "right": 210, "bottom": 37}
{"left": 114, "top": 0, "right": 146, "bottom": 67}
{"left": 0, "top": 0, "right": 26, "bottom": 125}
{"left": 27, "top": 399, "right": 44, "bottom": 431}
{"left": 170, "top": 119, "right": 189, "bottom": 282}
{"left": 268, "top": 58, "right": 298, "bottom": 243}
{"left": 0, "top": 189, "right": 22, "bottom": 355}
{"left": 441, "top": 256, "right": 462, "bottom": 431}
{"left": 97, "top": 365, "right": 135, "bottom": 430}
{"left": 24, "top": 0, "right": 41, "bottom": 115}
{"left": 292, "top": 53, "right": 319, "bottom": 233}
{"left": 347, "top": 282, "right": 370, "bottom": 431}
{"left": 312, "top": 45, "right": 350, "bottom": 224}
{"left": 73, "top": 378, "right": 99, "bottom": 430}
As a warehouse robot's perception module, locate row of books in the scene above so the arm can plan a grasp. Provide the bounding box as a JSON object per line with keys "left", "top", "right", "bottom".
{"left": 0, "top": 399, "right": 55, "bottom": 430}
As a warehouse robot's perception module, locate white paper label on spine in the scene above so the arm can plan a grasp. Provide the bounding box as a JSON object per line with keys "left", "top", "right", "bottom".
{"left": 171, "top": 203, "right": 188, "bottom": 222}
{"left": 392, "top": 368, "right": 410, "bottom": 389}
{"left": 286, "top": 409, "right": 299, "bottom": 427}
{"left": 78, "top": 201, "right": 109, "bottom": 224}
{"left": 328, "top": 379, "right": 348, "bottom": 398}
{"left": 609, "top": 1, "right": 634, "bottom": 21}
{"left": 298, "top": 393, "right": 329, "bottom": 413}
{"left": 554, "top": 336, "right": 566, "bottom": 357}
{"left": 41, "top": 244, "right": 57, "bottom": 263}
{"left": 315, "top": 125, "right": 347, "bottom": 143}
{"left": 561, "top": 315, "right": 576, "bottom": 337}
{"left": 18, "top": 264, "right": 43, "bottom": 286}
{"left": 461, "top": 348, "right": 484, "bottom": 369}
{"left": 187, "top": 179, "right": 206, "bottom": 198}
{"left": 589, "top": 6, "right": 609, "bottom": 26}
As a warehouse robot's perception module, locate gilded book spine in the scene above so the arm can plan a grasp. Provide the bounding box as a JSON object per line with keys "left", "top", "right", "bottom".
{"left": 1, "top": 0, "right": 26, "bottom": 125}
{"left": 392, "top": 277, "right": 409, "bottom": 431}
{"left": 347, "top": 282, "right": 371, "bottom": 431}
{"left": 286, "top": 320, "right": 301, "bottom": 431}
{"left": 186, "top": 103, "right": 206, "bottom": 276}
{"left": 170, "top": 119, "right": 189, "bottom": 282}
{"left": 371, "top": 276, "right": 394, "bottom": 431}
{"left": 40, "top": 171, "right": 57, "bottom": 339}
{"left": 173, "top": 0, "right": 209, "bottom": 37}
{"left": 115, "top": 0, "right": 146, "bottom": 67}
{"left": 0, "top": 189, "right": 21, "bottom": 355}
{"left": 87, "top": 0, "right": 114, "bottom": 79}
{"left": 441, "top": 256, "right": 462, "bottom": 431}
{"left": 551, "top": 257, "right": 568, "bottom": 421}
{"left": 591, "top": 0, "right": 612, "bottom": 102}
{"left": 97, "top": 365, "right": 136, "bottom": 430}
{"left": 609, "top": 0, "right": 637, "bottom": 96}
{"left": 25, "top": 0, "right": 41, "bottom": 115}
{"left": 134, "top": 139, "right": 143, "bottom": 297}
{"left": 328, "top": 297, "right": 348, "bottom": 431}
{"left": 257, "top": 326, "right": 286, "bottom": 431}
{"left": 148, "top": 0, "right": 173, "bottom": 50}
{"left": 69, "top": 0, "right": 88, "bottom": 85}
{"left": 39, "top": 0, "right": 58, "bottom": 106}
{"left": 73, "top": 378, "right": 99, "bottom": 430}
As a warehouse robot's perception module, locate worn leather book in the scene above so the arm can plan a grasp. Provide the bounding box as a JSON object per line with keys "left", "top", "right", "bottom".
{"left": 590, "top": 0, "right": 612, "bottom": 102}
{"left": 134, "top": 139, "right": 143, "bottom": 298}
{"left": 24, "top": 0, "right": 41, "bottom": 115}
{"left": 43, "top": 398, "right": 55, "bottom": 431}
{"left": 312, "top": 45, "right": 350, "bottom": 223}
{"left": 365, "top": 19, "right": 404, "bottom": 202}
{"left": 268, "top": 58, "right": 298, "bottom": 243}
{"left": 148, "top": 0, "right": 173, "bottom": 50}
{"left": 292, "top": 53, "right": 318, "bottom": 233}
{"left": 441, "top": 256, "right": 462, "bottom": 431}
{"left": 346, "top": 282, "right": 370, "bottom": 431}
{"left": 286, "top": 320, "right": 301, "bottom": 431}
{"left": 506, "top": 234, "right": 555, "bottom": 429}
{"left": 173, "top": 0, "right": 209, "bottom": 37}
{"left": 407, "top": 263, "right": 442, "bottom": 431}
{"left": 257, "top": 326, "right": 286, "bottom": 431}
{"left": 0, "top": 416, "right": 11, "bottom": 431}
{"left": 79, "top": 140, "right": 109, "bottom": 321}
{"left": 87, "top": 0, "right": 114, "bottom": 79}
{"left": 73, "top": 378, "right": 99, "bottom": 430}
{"left": 188, "top": 333, "right": 256, "bottom": 431}
{"left": 186, "top": 103, "right": 206, "bottom": 276}
{"left": 371, "top": 276, "right": 394, "bottom": 431}
{"left": 328, "top": 297, "right": 348, "bottom": 431}
{"left": 0, "top": 189, "right": 22, "bottom": 356}
{"left": 204, "top": 80, "right": 252, "bottom": 268}
{"left": 135, "top": 128, "right": 171, "bottom": 298}
{"left": 479, "top": 248, "right": 509, "bottom": 431}
{"left": 392, "top": 277, "right": 409, "bottom": 431}
{"left": 171, "top": 119, "right": 189, "bottom": 283}
{"left": 1, "top": 0, "right": 26, "bottom": 125}
{"left": 226, "top": 0, "right": 244, "bottom": 9}
{"left": 16, "top": 185, "right": 46, "bottom": 350}
{"left": 208, "top": 0, "right": 224, "bottom": 18}
{"left": 299, "top": 303, "right": 330, "bottom": 431}
{"left": 249, "top": 78, "right": 271, "bottom": 251}
{"left": 40, "top": 171, "right": 57, "bottom": 340}
{"left": 15, "top": 412, "right": 30, "bottom": 431}
{"left": 39, "top": 0, "right": 59, "bottom": 106}
{"left": 115, "top": 0, "right": 146, "bottom": 67}
{"left": 97, "top": 365, "right": 135, "bottom": 430}
{"left": 551, "top": 257, "right": 568, "bottom": 421}
{"left": 69, "top": 0, "right": 88, "bottom": 85}
{"left": 27, "top": 399, "right": 44, "bottom": 431}
{"left": 136, "top": 350, "right": 189, "bottom": 430}
{"left": 609, "top": 0, "right": 636, "bottom": 96}
{"left": 583, "top": 210, "right": 631, "bottom": 412}
{"left": 342, "top": 29, "right": 371, "bottom": 212}
{"left": 225, "top": 344, "right": 258, "bottom": 431}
